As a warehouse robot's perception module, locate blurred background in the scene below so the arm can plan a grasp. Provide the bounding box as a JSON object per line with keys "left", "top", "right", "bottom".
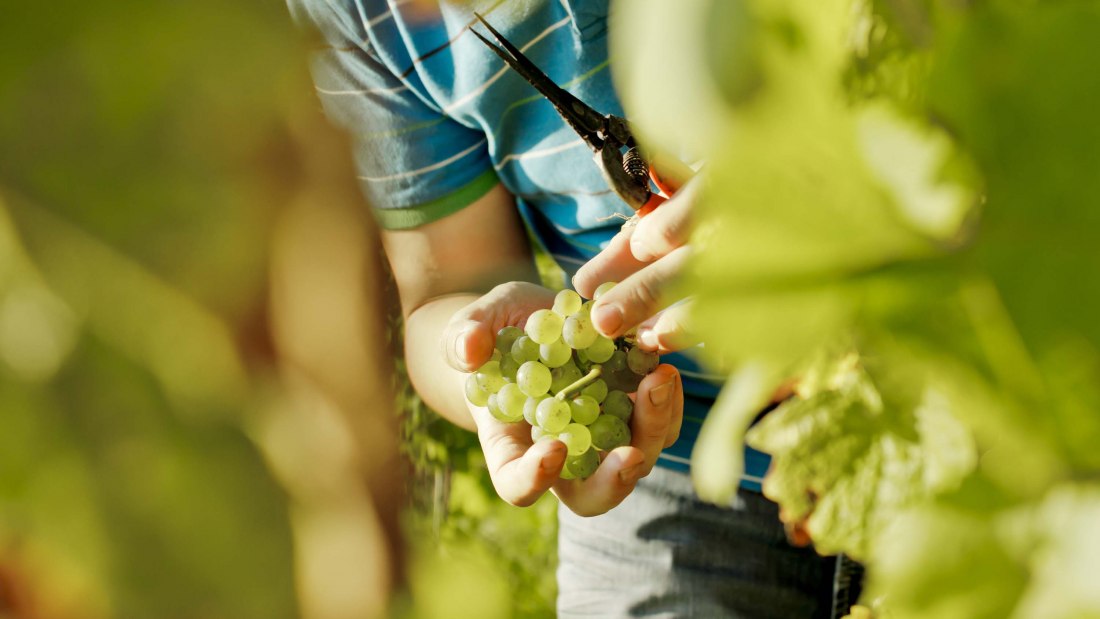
{"left": 6, "top": 0, "right": 1099, "bottom": 618}
{"left": 0, "top": 1, "right": 553, "bottom": 617}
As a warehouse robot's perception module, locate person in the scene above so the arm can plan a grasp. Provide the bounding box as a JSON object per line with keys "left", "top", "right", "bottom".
{"left": 288, "top": 0, "right": 840, "bottom": 616}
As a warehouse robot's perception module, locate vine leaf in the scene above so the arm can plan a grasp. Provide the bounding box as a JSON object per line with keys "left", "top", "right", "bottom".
{"left": 746, "top": 353, "right": 977, "bottom": 560}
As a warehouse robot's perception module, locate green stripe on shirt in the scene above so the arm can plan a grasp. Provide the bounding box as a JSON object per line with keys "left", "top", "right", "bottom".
{"left": 372, "top": 168, "right": 500, "bottom": 230}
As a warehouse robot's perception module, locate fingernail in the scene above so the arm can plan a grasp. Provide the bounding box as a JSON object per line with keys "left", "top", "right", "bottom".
{"left": 649, "top": 379, "right": 673, "bottom": 407}
{"left": 456, "top": 330, "right": 468, "bottom": 362}
{"left": 592, "top": 304, "right": 623, "bottom": 336}
{"left": 619, "top": 463, "right": 643, "bottom": 485}
{"left": 638, "top": 328, "right": 659, "bottom": 350}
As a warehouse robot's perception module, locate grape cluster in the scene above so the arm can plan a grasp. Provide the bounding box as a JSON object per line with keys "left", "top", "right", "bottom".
{"left": 464, "top": 283, "right": 660, "bottom": 480}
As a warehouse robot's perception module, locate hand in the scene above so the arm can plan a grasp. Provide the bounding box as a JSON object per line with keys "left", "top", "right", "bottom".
{"left": 442, "top": 281, "right": 683, "bottom": 516}
{"left": 572, "top": 176, "right": 699, "bottom": 353}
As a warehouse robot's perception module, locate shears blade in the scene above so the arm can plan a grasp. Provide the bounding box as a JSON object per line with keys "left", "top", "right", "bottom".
{"left": 471, "top": 13, "right": 607, "bottom": 149}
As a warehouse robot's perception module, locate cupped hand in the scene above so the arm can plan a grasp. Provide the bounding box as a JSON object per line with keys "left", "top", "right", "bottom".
{"left": 552, "top": 363, "right": 683, "bottom": 516}
{"left": 572, "top": 177, "right": 699, "bottom": 354}
{"left": 442, "top": 282, "right": 683, "bottom": 516}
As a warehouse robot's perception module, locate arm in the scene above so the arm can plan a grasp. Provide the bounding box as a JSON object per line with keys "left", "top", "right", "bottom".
{"left": 385, "top": 182, "right": 537, "bottom": 431}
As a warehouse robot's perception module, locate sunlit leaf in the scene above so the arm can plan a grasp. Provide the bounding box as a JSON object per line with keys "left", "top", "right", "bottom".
{"left": 746, "top": 352, "right": 977, "bottom": 559}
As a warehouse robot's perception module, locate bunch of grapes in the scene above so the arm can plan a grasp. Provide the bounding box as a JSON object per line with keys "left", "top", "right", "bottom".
{"left": 464, "top": 283, "right": 660, "bottom": 480}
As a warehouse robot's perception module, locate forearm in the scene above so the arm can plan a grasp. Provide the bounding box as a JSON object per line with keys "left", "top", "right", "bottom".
{"left": 404, "top": 294, "right": 480, "bottom": 432}
{"left": 384, "top": 184, "right": 538, "bottom": 433}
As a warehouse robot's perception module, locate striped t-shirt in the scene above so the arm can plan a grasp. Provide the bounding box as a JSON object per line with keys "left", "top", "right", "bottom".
{"left": 289, "top": 0, "right": 770, "bottom": 490}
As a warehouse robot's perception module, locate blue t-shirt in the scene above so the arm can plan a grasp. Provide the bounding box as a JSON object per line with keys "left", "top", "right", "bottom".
{"left": 289, "top": 0, "right": 769, "bottom": 490}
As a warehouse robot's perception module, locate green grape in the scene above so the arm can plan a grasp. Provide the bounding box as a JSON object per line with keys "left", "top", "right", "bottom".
{"left": 497, "top": 383, "right": 527, "bottom": 421}
{"left": 627, "top": 346, "right": 659, "bottom": 375}
{"left": 593, "top": 281, "right": 617, "bottom": 300}
{"left": 517, "top": 361, "right": 551, "bottom": 397}
{"left": 495, "top": 326, "right": 523, "bottom": 354}
{"left": 475, "top": 360, "right": 506, "bottom": 393}
{"left": 525, "top": 309, "right": 564, "bottom": 345}
{"left": 602, "top": 390, "right": 634, "bottom": 422}
{"left": 569, "top": 395, "right": 600, "bottom": 425}
{"left": 604, "top": 367, "right": 644, "bottom": 394}
{"left": 539, "top": 337, "right": 572, "bottom": 368}
{"left": 477, "top": 359, "right": 502, "bottom": 376}
{"left": 510, "top": 335, "right": 540, "bottom": 363}
{"left": 603, "top": 350, "right": 627, "bottom": 373}
{"left": 585, "top": 336, "right": 616, "bottom": 363}
{"left": 553, "top": 289, "right": 582, "bottom": 316}
{"left": 500, "top": 354, "right": 520, "bottom": 381}
{"left": 549, "top": 362, "right": 583, "bottom": 395}
{"left": 575, "top": 347, "right": 590, "bottom": 365}
{"left": 558, "top": 462, "right": 576, "bottom": 480}
{"left": 562, "top": 312, "right": 599, "bottom": 349}
{"left": 465, "top": 373, "right": 491, "bottom": 407}
{"left": 564, "top": 448, "right": 599, "bottom": 479}
{"left": 559, "top": 423, "right": 593, "bottom": 456}
{"left": 589, "top": 414, "right": 631, "bottom": 450}
{"left": 491, "top": 349, "right": 502, "bottom": 363}
{"left": 531, "top": 425, "right": 558, "bottom": 443}
{"left": 524, "top": 395, "right": 547, "bottom": 426}
{"left": 581, "top": 379, "right": 608, "bottom": 403}
{"left": 536, "top": 398, "right": 571, "bottom": 433}
{"left": 487, "top": 393, "right": 512, "bottom": 423}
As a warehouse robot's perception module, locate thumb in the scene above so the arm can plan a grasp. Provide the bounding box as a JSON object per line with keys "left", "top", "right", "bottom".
{"left": 442, "top": 318, "right": 493, "bottom": 372}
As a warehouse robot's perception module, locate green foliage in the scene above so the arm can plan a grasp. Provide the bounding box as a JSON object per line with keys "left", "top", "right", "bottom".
{"left": 614, "top": 0, "right": 1100, "bottom": 615}
{"left": 746, "top": 351, "right": 976, "bottom": 559}
{"left": 395, "top": 341, "right": 558, "bottom": 619}
{"left": 0, "top": 202, "right": 296, "bottom": 617}
{"left": 0, "top": 1, "right": 309, "bottom": 615}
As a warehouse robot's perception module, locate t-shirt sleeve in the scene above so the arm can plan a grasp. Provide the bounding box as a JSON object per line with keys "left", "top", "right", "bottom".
{"left": 288, "top": 0, "right": 499, "bottom": 229}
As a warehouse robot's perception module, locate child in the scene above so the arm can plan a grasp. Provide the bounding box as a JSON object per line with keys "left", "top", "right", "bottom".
{"left": 289, "top": 0, "right": 837, "bottom": 615}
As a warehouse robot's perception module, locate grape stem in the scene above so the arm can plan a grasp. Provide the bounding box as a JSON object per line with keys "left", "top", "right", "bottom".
{"left": 554, "top": 366, "right": 603, "bottom": 401}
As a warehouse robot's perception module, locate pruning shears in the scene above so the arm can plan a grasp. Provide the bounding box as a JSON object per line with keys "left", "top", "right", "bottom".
{"left": 471, "top": 13, "right": 693, "bottom": 216}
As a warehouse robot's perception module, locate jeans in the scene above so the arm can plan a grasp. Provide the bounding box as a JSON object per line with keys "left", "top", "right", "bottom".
{"left": 557, "top": 467, "right": 848, "bottom": 618}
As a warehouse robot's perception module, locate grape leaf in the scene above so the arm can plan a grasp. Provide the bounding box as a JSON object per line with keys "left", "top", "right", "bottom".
{"left": 613, "top": 0, "right": 1100, "bottom": 615}
{"left": 746, "top": 352, "right": 977, "bottom": 560}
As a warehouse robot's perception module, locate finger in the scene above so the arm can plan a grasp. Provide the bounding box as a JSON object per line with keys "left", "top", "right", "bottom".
{"left": 442, "top": 318, "right": 494, "bottom": 372}
{"left": 441, "top": 282, "right": 554, "bottom": 371}
{"left": 552, "top": 446, "right": 646, "bottom": 517}
{"left": 630, "top": 364, "right": 682, "bottom": 474}
{"left": 635, "top": 299, "right": 697, "bottom": 354}
{"left": 779, "top": 506, "right": 814, "bottom": 547}
{"left": 572, "top": 227, "right": 648, "bottom": 300}
{"left": 589, "top": 246, "right": 691, "bottom": 339}
{"left": 783, "top": 520, "right": 814, "bottom": 547}
{"left": 472, "top": 406, "right": 567, "bottom": 507}
{"left": 629, "top": 183, "right": 695, "bottom": 263}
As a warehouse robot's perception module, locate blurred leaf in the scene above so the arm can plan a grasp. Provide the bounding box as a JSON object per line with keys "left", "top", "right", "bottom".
{"left": 867, "top": 482, "right": 1100, "bottom": 619}
{"left": 865, "top": 500, "right": 1028, "bottom": 619}
{"left": 747, "top": 351, "right": 977, "bottom": 559}
{"left": 0, "top": 336, "right": 296, "bottom": 618}
{"left": 0, "top": 0, "right": 301, "bottom": 320}
{"left": 690, "top": 363, "right": 778, "bottom": 505}
{"left": 927, "top": 0, "right": 1100, "bottom": 415}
